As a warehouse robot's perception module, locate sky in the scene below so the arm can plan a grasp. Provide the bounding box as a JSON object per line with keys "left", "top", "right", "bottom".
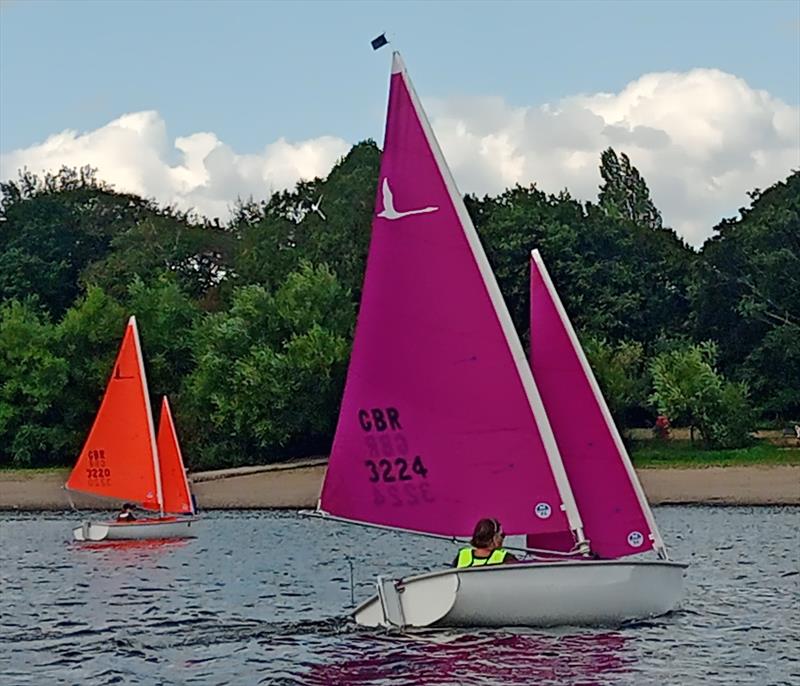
{"left": 1, "top": 0, "right": 798, "bottom": 246}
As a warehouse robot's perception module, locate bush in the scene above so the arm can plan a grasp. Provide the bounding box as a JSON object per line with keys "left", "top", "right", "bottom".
{"left": 650, "top": 342, "right": 756, "bottom": 448}
{"left": 703, "top": 381, "right": 757, "bottom": 449}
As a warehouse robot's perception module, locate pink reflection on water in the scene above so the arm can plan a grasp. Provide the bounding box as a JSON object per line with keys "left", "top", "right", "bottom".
{"left": 305, "top": 630, "right": 631, "bottom": 686}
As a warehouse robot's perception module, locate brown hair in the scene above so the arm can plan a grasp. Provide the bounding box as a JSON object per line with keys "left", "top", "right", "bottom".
{"left": 470, "top": 518, "right": 502, "bottom": 548}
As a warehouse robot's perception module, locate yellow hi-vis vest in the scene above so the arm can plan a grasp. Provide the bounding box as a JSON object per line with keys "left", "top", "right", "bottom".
{"left": 456, "top": 547, "right": 508, "bottom": 568}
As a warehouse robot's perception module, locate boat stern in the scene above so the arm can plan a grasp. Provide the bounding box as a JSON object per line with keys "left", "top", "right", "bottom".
{"left": 72, "top": 521, "right": 110, "bottom": 541}
{"left": 354, "top": 571, "right": 460, "bottom": 628}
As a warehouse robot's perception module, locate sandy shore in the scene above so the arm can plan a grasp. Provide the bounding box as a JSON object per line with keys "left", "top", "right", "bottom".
{"left": 0, "top": 461, "right": 797, "bottom": 510}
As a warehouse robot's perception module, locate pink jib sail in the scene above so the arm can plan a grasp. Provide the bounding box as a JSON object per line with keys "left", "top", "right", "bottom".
{"left": 528, "top": 250, "right": 666, "bottom": 558}
{"left": 319, "top": 53, "right": 582, "bottom": 540}
{"left": 156, "top": 397, "right": 195, "bottom": 515}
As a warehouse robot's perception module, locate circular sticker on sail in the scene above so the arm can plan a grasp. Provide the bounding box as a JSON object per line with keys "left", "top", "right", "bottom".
{"left": 627, "top": 531, "right": 644, "bottom": 548}
{"left": 534, "top": 502, "right": 552, "bottom": 519}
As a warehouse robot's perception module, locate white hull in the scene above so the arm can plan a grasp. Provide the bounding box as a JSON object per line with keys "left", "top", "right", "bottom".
{"left": 72, "top": 517, "right": 199, "bottom": 541}
{"left": 354, "top": 559, "right": 686, "bottom": 628}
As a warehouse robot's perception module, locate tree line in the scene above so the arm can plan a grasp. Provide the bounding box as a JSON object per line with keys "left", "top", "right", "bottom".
{"left": 1, "top": 144, "right": 797, "bottom": 468}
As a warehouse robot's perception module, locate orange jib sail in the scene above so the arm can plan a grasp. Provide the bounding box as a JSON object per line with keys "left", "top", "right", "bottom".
{"left": 156, "top": 397, "right": 194, "bottom": 515}
{"left": 66, "top": 317, "right": 161, "bottom": 511}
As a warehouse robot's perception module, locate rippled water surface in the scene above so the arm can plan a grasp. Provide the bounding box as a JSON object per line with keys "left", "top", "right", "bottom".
{"left": 1, "top": 507, "right": 798, "bottom": 685}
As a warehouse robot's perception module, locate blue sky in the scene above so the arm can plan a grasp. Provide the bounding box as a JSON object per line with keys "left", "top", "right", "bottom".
{"left": 2, "top": 0, "right": 797, "bottom": 152}
{"left": 1, "top": 0, "right": 798, "bottom": 244}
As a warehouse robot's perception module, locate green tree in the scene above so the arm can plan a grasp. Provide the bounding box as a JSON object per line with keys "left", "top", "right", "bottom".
{"left": 468, "top": 184, "right": 584, "bottom": 335}
{"left": 742, "top": 325, "right": 800, "bottom": 418}
{"left": 125, "top": 275, "right": 201, "bottom": 400}
{"left": 182, "top": 262, "right": 354, "bottom": 467}
{"left": 469, "top": 178, "right": 692, "bottom": 346}
{"left": 4, "top": 143, "right": 793, "bottom": 468}
{"left": 649, "top": 342, "right": 755, "bottom": 448}
{"left": 233, "top": 141, "right": 379, "bottom": 299}
{"left": 0, "top": 167, "right": 158, "bottom": 316}
{"left": 598, "top": 148, "right": 662, "bottom": 230}
{"left": 583, "top": 337, "right": 649, "bottom": 428}
{"left": 706, "top": 381, "right": 757, "bottom": 449}
{"left": 693, "top": 172, "right": 800, "bottom": 418}
{"left": 56, "top": 287, "right": 128, "bottom": 458}
{"left": 0, "top": 299, "right": 69, "bottom": 466}
{"left": 81, "top": 214, "right": 235, "bottom": 304}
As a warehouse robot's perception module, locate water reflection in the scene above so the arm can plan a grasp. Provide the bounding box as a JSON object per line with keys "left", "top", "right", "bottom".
{"left": 73, "top": 537, "right": 191, "bottom": 557}
{"left": 305, "top": 630, "right": 631, "bottom": 686}
{"left": 2, "top": 507, "right": 798, "bottom": 686}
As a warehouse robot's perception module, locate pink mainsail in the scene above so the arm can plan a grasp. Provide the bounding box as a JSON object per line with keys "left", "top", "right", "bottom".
{"left": 319, "top": 53, "right": 584, "bottom": 541}
{"left": 528, "top": 250, "right": 666, "bottom": 558}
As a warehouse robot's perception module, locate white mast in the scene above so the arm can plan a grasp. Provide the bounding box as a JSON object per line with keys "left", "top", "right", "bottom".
{"left": 130, "top": 316, "right": 163, "bottom": 516}
{"left": 392, "top": 52, "right": 588, "bottom": 549}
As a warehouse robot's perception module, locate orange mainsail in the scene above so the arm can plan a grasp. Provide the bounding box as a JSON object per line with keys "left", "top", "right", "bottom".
{"left": 156, "top": 397, "right": 194, "bottom": 515}
{"left": 66, "top": 317, "right": 162, "bottom": 511}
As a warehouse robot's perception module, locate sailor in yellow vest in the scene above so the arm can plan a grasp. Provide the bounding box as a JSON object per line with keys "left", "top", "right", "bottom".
{"left": 453, "top": 517, "right": 518, "bottom": 568}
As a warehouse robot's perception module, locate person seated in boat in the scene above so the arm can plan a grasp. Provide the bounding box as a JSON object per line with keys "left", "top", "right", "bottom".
{"left": 453, "top": 518, "right": 517, "bottom": 568}
{"left": 116, "top": 503, "right": 137, "bottom": 522}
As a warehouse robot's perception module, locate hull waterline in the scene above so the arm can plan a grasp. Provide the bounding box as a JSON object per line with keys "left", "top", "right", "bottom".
{"left": 354, "top": 559, "right": 687, "bottom": 628}
{"left": 72, "top": 516, "right": 199, "bottom": 541}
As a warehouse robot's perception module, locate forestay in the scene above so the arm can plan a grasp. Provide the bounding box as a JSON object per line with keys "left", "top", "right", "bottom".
{"left": 527, "top": 250, "right": 666, "bottom": 558}
{"left": 319, "top": 53, "right": 585, "bottom": 543}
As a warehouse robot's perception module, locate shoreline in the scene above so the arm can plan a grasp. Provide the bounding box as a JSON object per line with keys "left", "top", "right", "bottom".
{"left": 0, "top": 461, "right": 798, "bottom": 510}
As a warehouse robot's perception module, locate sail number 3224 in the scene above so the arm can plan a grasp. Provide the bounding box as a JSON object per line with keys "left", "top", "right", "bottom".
{"left": 358, "top": 407, "right": 427, "bottom": 482}
{"left": 365, "top": 456, "right": 428, "bottom": 483}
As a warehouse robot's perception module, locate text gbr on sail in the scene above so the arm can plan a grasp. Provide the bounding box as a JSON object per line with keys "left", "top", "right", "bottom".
{"left": 358, "top": 407, "right": 402, "bottom": 432}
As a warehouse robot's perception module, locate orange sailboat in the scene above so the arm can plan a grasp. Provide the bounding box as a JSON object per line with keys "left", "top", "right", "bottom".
{"left": 66, "top": 316, "right": 198, "bottom": 541}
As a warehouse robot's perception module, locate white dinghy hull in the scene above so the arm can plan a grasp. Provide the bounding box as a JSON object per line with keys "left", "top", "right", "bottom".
{"left": 354, "top": 559, "right": 686, "bottom": 628}
{"left": 72, "top": 517, "right": 199, "bottom": 542}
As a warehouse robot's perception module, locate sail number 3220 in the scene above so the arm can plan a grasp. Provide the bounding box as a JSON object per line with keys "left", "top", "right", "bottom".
{"left": 365, "top": 456, "right": 428, "bottom": 483}
{"left": 86, "top": 449, "right": 111, "bottom": 481}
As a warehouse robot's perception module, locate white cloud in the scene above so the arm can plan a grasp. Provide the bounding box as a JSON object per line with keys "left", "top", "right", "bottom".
{"left": 0, "top": 111, "right": 350, "bottom": 221}
{"left": 427, "top": 69, "right": 799, "bottom": 245}
{"left": 1, "top": 69, "right": 798, "bottom": 245}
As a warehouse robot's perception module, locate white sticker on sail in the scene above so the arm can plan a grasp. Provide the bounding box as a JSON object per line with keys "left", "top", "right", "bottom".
{"left": 627, "top": 531, "right": 644, "bottom": 547}
{"left": 534, "top": 502, "right": 552, "bottom": 519}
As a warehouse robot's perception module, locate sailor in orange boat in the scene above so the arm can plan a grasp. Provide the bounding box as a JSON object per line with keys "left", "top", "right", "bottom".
{"left": 453, "top": 518, "right": 518, "bottom": 568}
{"left": 116, "top": 503, "right": 137, "bottom": 522}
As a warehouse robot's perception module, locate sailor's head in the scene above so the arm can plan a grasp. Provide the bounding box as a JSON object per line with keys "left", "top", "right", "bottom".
{"left": 122, "top": 503, "right": 134, "bottom": 511}
{"left": 470, "top": 517, "right": 504, "bottom": 549}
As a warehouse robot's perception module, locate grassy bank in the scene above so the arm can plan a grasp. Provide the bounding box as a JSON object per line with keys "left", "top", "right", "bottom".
{"left": 630, "top": 439, "right": 800, "bottom": 468}
{"left": 0, "top": 467, "right": 67, "bottom": 477}
{"left": 3, "top": 441, "right": 800, "bottom": 474}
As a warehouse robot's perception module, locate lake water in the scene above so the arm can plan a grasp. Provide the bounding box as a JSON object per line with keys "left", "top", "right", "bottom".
{"left": 1, "top": 506, "right": 798, "bottom": 685}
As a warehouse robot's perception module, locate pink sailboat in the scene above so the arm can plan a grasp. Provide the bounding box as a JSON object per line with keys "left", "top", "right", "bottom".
{"left": 314, "top": 52, "right": 685, "bottom": 628}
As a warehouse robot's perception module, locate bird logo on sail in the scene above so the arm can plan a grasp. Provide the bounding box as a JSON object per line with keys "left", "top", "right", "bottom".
{"left": 377, "top": 178, "right": 439, "bottom": 220}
